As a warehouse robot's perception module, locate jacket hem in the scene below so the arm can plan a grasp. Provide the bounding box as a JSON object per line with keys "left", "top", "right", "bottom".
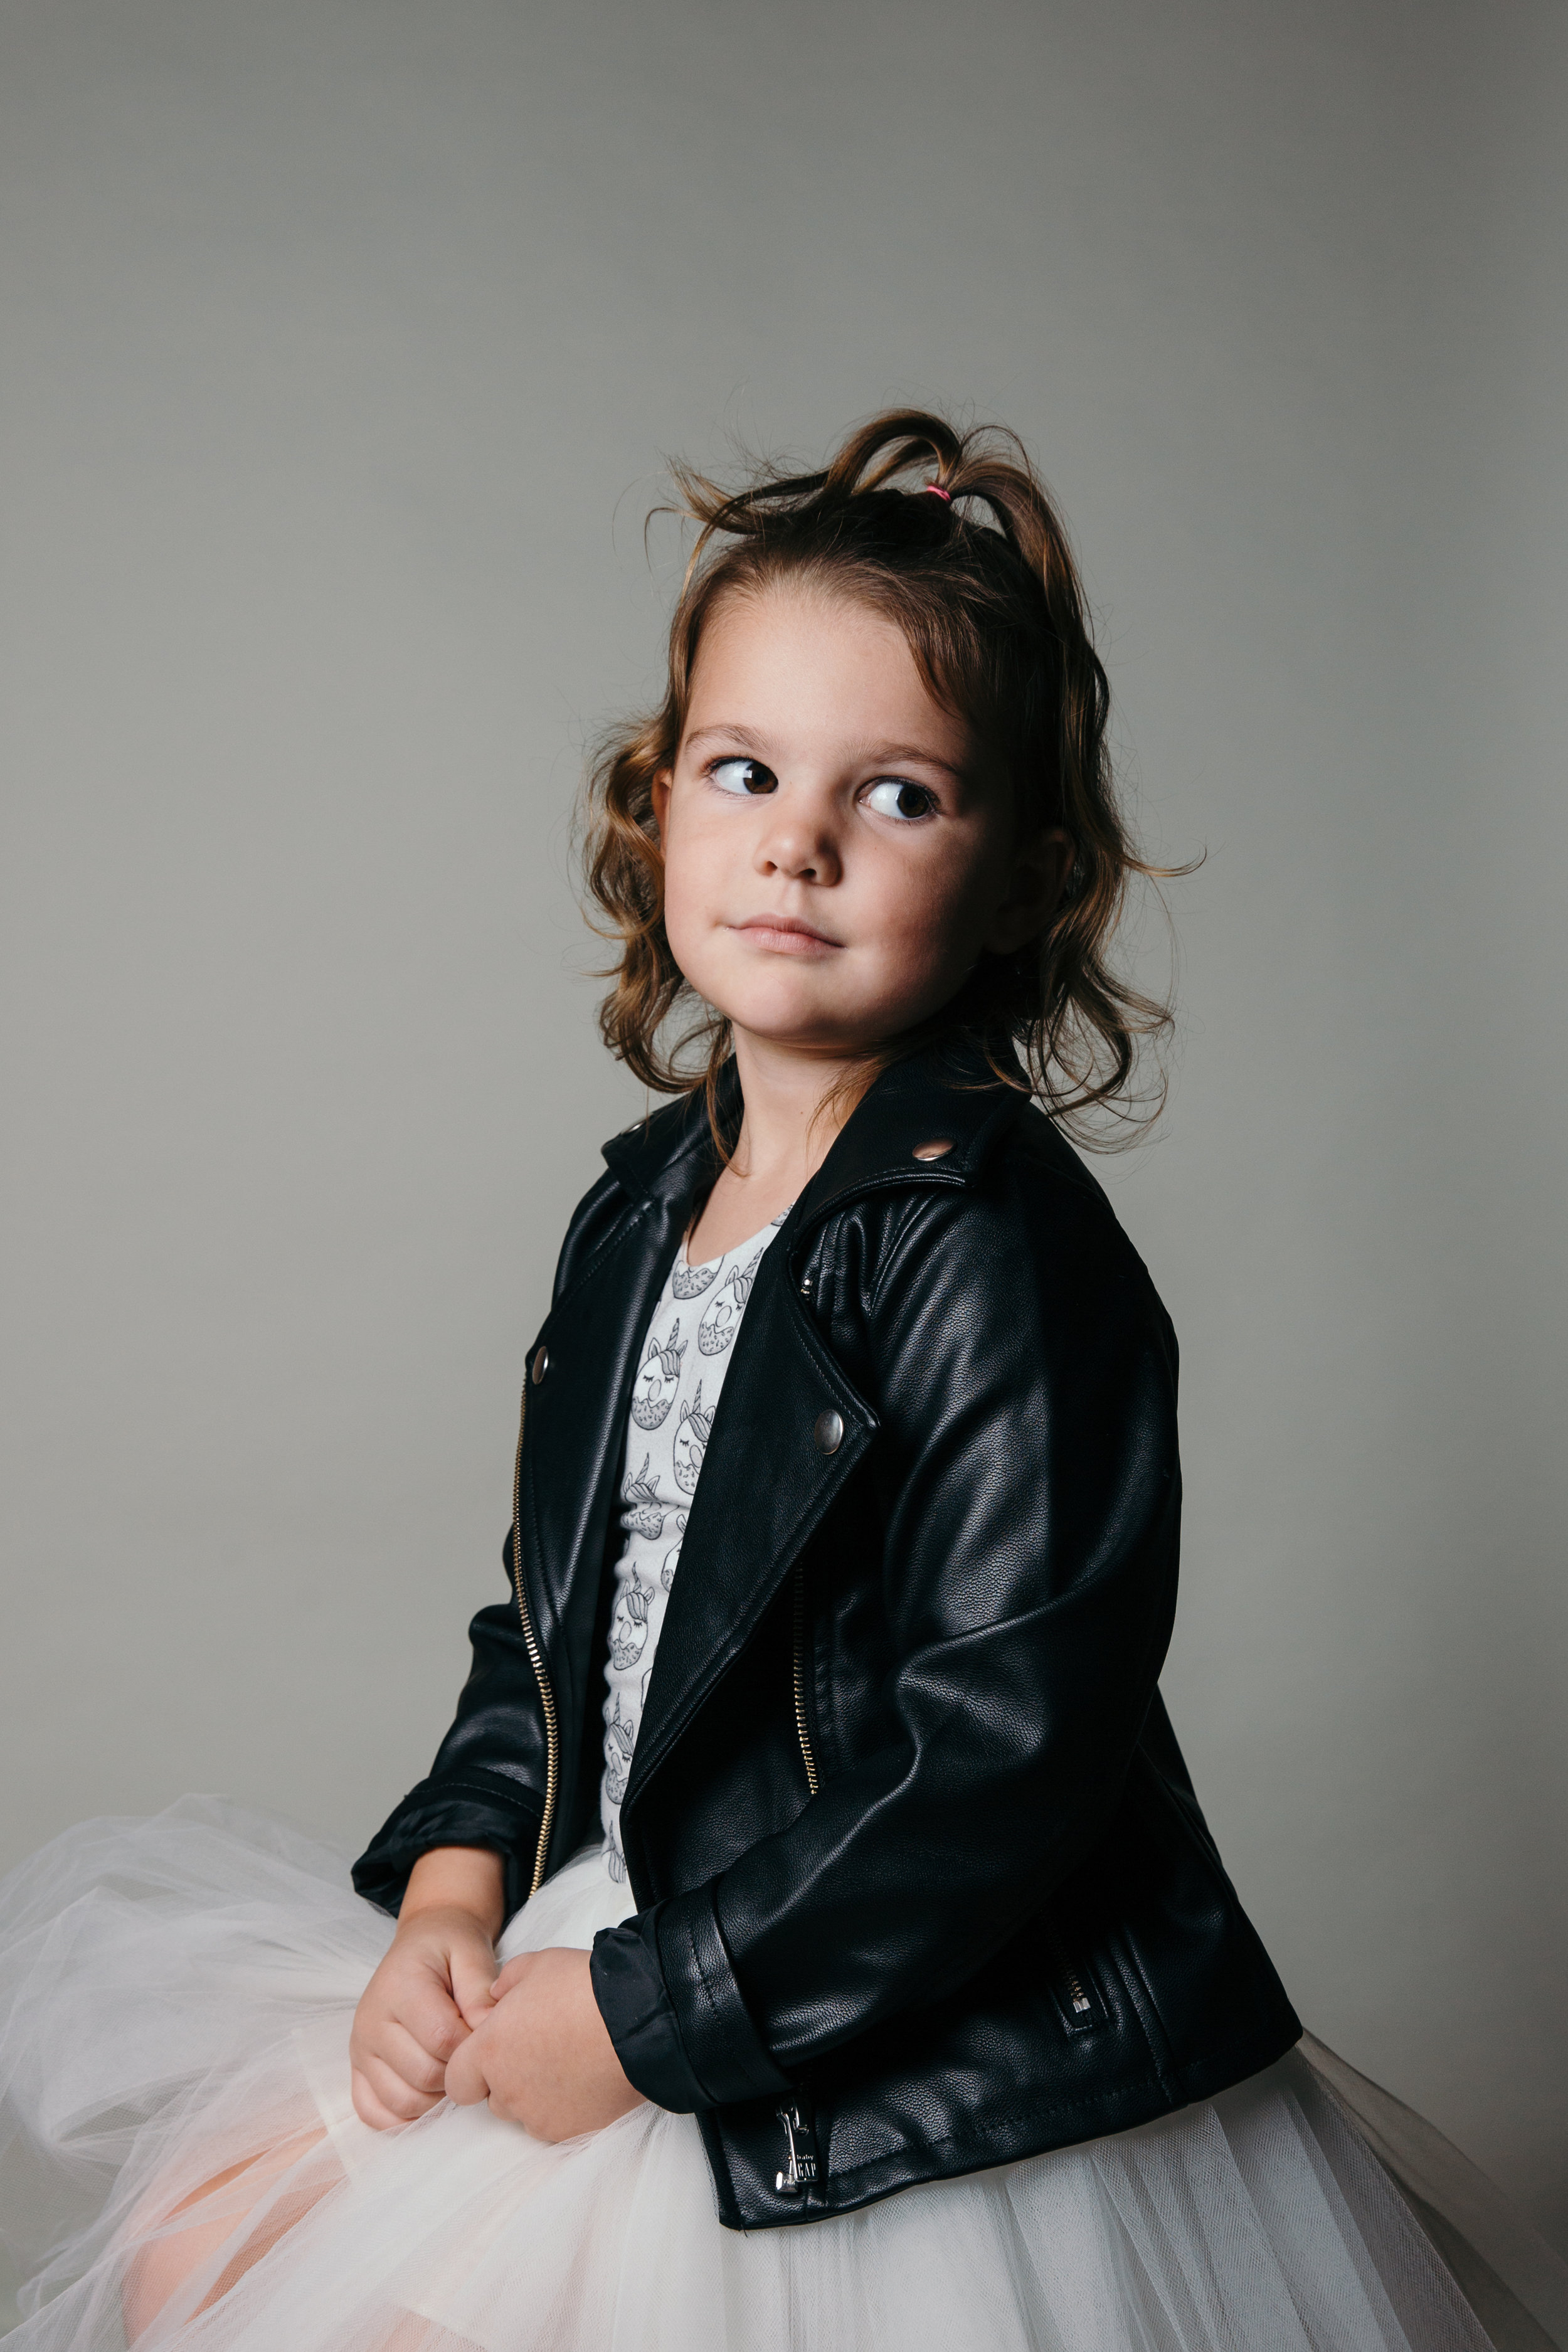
{"left": 710, "top": 2011, "right": 1305, "bottom": 2230}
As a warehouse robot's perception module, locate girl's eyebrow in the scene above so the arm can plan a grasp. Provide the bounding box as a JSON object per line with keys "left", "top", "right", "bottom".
{"left": 683, "top": 724, "right": 771, "bottom": 755}
{"left": 684, "top": 723, "right": 967, "bottom": 783}
{"left": 862, "top": 741, "right": 968, "bottom": 783}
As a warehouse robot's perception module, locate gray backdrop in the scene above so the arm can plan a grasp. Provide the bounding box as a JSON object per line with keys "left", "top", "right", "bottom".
{"left": 3, "top": 0, "right": 1564, "bottom": 2263}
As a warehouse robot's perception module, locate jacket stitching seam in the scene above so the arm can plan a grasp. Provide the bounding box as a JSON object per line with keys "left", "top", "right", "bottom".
{"left": 866, "top": 1195, "right": 930, "bottom": 1315}
{"left": 678, "top": 1907, "right": 787, "bottom": 2107}
{"left": 1108, "top": 1923, "right": 1177, "bottom": 2099}
{"left": 548, "top": 1195, "right": 649, "bottom": 1320}
{"left": 395, "top": 1775, "right": 542, "bottom": 1816}
{"left": 547, "top": 1172, "right": 623, "bottom": 1311}
{"left": 684, "top": 1906, "right": 733, "bottom": 2095}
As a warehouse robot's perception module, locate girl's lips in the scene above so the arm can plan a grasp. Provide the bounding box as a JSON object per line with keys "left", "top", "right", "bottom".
{"left": 731, "top": 918, "right": 840, "bottom": 955}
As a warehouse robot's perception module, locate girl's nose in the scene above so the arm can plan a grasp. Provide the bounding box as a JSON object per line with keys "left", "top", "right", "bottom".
{"left": 753, "top": 798, "right": 842, "bottom": 887}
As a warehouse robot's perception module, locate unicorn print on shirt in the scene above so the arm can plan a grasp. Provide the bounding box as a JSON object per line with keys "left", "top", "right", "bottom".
{"left": 671, "top": 1253, "right": 719, "bottom": 1301}
{"left": 697, "top": 1248, "right": 764, "bottom": 1355}
{"left": 602, "top": 1695, "right": 636, "bottom": 1806}
{"left": 609, "top": 1567, "right": 655, "bottom": 1672}
{"left": 673, "top": 1385, "right": 714, "bottom": 1495}
{"left": 620, "top": 1455, "right": 667, "bottom": 1540}
{"left": 631, "top": 1319, "right": 686, "bottom": 1429}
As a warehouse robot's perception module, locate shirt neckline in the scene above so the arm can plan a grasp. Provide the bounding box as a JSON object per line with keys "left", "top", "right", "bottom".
{"left": 677, "top": 1203, "right": 793, "bottom": 1278}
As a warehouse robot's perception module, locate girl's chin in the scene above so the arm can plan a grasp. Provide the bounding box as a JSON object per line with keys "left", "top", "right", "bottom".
{"left": 719, "top": 1009, "right": 909, "bottom": 1062}
{"left": 710, "top": 977, "right": 955, "bottom": 1059}
{"left": 692, "top": 972, "right": 857, "bottom": 1041}
{"left": 689, "top": 958, "right": 952, "bottom": 1059}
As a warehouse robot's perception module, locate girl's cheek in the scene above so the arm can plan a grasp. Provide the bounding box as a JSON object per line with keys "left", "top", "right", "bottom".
{"left": 886, "top": 864, "right": 982, "bottom": 961}
{"left": 659, "top": 855, "right": 706, "bottom": 948}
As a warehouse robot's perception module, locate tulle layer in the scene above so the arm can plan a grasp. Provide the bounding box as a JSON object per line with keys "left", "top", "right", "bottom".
{"left": 1, "top": 1799, "right": 1563, "bottom": 2352}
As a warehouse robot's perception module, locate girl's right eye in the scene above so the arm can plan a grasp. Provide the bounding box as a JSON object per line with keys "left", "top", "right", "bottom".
{"left": 709, "top": 757, "right": 778, "bottom": 797}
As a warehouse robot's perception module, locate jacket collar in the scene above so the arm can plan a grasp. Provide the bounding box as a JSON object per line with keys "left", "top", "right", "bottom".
{"left": 600, "top": 1036, "right": 1028, "bottom": 1229}
{"left": 599, "top": 1061, "right": 741, "bottom": 1209}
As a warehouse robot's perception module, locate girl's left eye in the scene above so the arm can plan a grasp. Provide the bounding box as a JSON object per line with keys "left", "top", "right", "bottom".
{"left": 709, "top": 757, "right": 777, "bottom": 796}
{"left": 864, "top": 778, "right": 938, "bottom": 823}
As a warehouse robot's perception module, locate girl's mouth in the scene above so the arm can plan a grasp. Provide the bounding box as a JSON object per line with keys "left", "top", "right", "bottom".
{"left": 731, "top": 916, "right": 841, "bottom": 955}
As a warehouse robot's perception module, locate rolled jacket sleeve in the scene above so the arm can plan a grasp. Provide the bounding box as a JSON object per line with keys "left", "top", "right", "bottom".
{"left": 591, "top": 1892, "right": 791, "bottom": 2112}
{"left": 351, "top": 1764, "right": 544, "bottom": 1922}
{"left": 351, "top": 1581, "right": 551, "bottom": 1922}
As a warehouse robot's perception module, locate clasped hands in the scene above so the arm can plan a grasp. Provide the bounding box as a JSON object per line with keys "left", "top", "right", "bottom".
{"left": 349, "top": 1848, "right": 645, "bottom": 2144}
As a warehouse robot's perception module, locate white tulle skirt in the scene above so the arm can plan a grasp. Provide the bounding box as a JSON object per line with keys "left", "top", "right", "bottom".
{"left": 1, "top": 1799, "right": 1564, "bottom": 2352}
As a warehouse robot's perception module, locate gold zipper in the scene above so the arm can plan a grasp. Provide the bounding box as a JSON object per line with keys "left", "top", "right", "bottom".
{"left": 1058, "top": 1954, "right": 1094, "bottom": 2020}
{"left": 511, "top": 1365, "right": 559, "bottom": 1897}
{"left": 790, "top": 1560, "right": 819, "bottom": 1797}
{"left": 1048, "top": 1930, "right": 1096, "bottom": 2021}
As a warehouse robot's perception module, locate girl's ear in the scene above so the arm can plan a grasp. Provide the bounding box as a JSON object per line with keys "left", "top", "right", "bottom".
{"left": 983, "top": 826, "right": 1075, "bottom": 958}
{"left": 650, "top": 768, "right": 672, "bottom": 842}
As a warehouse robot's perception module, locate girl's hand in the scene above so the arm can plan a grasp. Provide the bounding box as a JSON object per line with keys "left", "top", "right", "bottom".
{"left": 444, "top": 1946, "right": 647, "bottom": 2142}
{"left": 350, "top": 1848, "right": 506, "bottom": 2131}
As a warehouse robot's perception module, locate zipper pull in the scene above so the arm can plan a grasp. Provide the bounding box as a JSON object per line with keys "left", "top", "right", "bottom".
{"left": 773, "top": 2099, "right": 821, "bottom": 2196}
{"left": 1047, "top": 1935, "right": 1108, "bottom": 2034}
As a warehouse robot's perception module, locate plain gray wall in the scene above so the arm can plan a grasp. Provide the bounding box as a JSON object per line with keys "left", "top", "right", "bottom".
{"left": 2, "top": 0, "right": 1564, "bottom": 2261}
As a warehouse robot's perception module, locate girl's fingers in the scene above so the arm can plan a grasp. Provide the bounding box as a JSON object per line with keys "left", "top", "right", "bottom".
{"left": 368, "top": 2052, "right": 443, "bottom": 2122}
{"left": 442, "top": 2032, "right": 488, "bottom": 2110}
{"left": 351, "top": 2057, "right": 440, "bottom": 2129}
{"left": 352, "top": 2068, "right": 408, "bottom": 2131}
{"left": 393, "top": 1973, "right": 472, "bottom": 2067}
{"left": 448, "top": 1944, "right": 501, "bottom": 2030}
{"left": 489, "top": 1952, "right": 535, "bottom": 2000}
{"left": 378, "top": 2019, "right": 449, "bottom": 2100}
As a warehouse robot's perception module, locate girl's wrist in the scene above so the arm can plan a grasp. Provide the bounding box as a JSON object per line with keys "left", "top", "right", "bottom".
{"left": 396, "top": 1846, "right": 506, "bottom": 1941}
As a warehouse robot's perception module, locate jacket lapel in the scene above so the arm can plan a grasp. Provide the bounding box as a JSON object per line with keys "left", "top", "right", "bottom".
{"left": 519, "top": 1088, "right": 725, "bottom": 1767}
{"left": 622, "top": 1231, "right": 876, "bottom": 1809}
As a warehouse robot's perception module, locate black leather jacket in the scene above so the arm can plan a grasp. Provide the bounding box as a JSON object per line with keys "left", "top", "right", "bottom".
{"left": 354, "top": 1044, "right": 1300, "bottom": 2228}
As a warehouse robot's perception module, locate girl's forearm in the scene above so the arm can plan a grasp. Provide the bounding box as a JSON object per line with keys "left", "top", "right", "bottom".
{"left": 397, "top": 1846, "right": 506, "bottom": 1941}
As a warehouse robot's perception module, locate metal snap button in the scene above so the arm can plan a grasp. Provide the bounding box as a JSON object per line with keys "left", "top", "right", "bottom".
{"left": 531, "top": 1345, "right": 549, "bottom": 1385}
{"left": 912, "top": 1138, "right": 955, "bottom": 1162}
{"left": 813, "top": 1409, "right": 844, "bottom": 1455}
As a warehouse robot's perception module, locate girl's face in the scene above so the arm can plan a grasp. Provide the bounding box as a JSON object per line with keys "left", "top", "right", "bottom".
{"left": 652, "top": 585, "right": 1069, "bottom": 1062}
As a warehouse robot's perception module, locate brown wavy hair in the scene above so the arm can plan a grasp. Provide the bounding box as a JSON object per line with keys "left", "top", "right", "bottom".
{"left": 580, "top": 408, "right": 1180, "bottom": 1150}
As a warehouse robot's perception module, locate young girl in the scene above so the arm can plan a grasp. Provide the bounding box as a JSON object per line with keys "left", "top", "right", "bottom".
{"left": 1, "top": 413, "right": 1562, "bottom": 2352}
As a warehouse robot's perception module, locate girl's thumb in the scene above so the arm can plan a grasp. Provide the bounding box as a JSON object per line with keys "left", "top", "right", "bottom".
{"left": 450, "top": 1946, "right": 499, "bottom": 2029}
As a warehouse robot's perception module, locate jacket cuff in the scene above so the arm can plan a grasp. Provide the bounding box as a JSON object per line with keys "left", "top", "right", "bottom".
{"left": 591, "top": 1887, "right": 790, "bottom": 2112}
{"left": 351, "top": 1769, "right": 544, "bottom": 1924}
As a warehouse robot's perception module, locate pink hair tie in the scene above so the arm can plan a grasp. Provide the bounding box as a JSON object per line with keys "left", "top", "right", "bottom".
{"left": 924, "top": 482, "right": 953, "bottom": 503}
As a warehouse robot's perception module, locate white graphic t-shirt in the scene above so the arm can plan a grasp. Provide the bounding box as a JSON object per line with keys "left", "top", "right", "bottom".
{"left": 600, "top": 1206, "right": 788, "bottom": 1880}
